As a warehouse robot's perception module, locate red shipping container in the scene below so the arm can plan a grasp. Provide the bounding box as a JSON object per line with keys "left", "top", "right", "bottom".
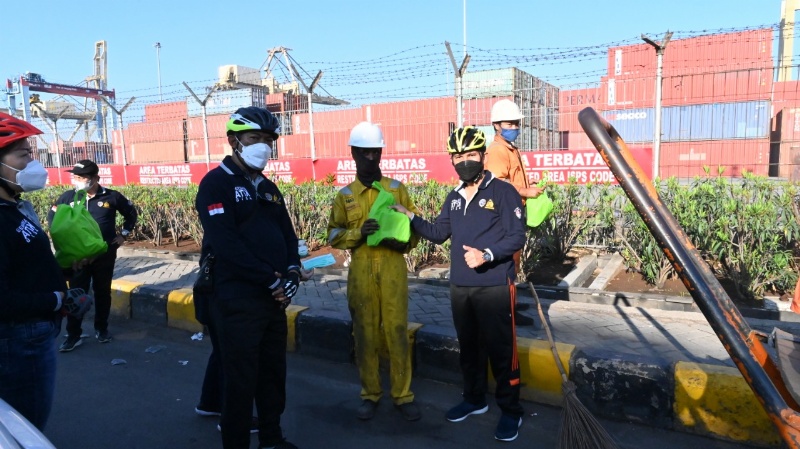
{"left": 659, "top": 139, "right": 770, "bottom": 179}
{"left": 187, "top": 137, "right": 231, "bottom": 163}
{"left": 608, "top": 29, "right": 773, "bottom": 79}
{"left": 292, "top": 108, "right": 363, "bottom": 135}
{"left": 125, "top": 120, "right": 185, "bottom": 144}
{"left": 365, "top": 97, "right": 455, "bottom": 127}
{"left": 187, "top": 114, "right": 229, "bottom": 139}
{"left": 382, "top": 122, "right": 451, "bottom": 156}
{"left": 308, "top": 130, "right": 351, "bottom": 159}
{"left": 128, "top": 141, "right": 185, "bottom": 164}
{"left": 144, "top": 101, "right": 188, "bottom": 123}
{"left": 277, "top": 133, "right": 311, "bottom": 159}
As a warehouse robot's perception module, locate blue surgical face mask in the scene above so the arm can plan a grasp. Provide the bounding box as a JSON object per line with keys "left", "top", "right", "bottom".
{"left": 500, "top": 128, "right": 520, "bottom": 143}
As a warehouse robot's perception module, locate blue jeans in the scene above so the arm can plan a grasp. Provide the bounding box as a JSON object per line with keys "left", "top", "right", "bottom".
{"left": 0, "top": 319, "right": 58, "bottom": 430}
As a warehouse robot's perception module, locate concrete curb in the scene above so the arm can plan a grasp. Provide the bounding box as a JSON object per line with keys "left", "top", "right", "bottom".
{"left": 109, "top": 279, "right": 783, "bottom": 448}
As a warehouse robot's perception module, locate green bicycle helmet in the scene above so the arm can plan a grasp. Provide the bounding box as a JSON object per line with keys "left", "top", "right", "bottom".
{"left": 226, "top": 107, "right": 281, "bottom": 138}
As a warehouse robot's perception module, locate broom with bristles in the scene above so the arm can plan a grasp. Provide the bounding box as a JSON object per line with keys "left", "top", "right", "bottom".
{"left": 528, "top": 282, "right": 620, "bottom": 449}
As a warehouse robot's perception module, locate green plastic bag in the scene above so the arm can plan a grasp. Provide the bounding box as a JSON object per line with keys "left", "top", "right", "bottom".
{"left": 526, "top": 180, "right": 554, "bottom": 228}
{"left": 51, "top": 190, "right": 108, "bottom": 268}
{"left": 366, "top": 181, "right": 411, "bottom": 247}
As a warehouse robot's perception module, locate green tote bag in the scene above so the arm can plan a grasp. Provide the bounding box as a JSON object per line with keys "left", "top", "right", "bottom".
{"left": 51, "top": 190, "right": 109, "bottom": 268}
{"left": 366, "top": 181, "right": 411, "bottom": 247}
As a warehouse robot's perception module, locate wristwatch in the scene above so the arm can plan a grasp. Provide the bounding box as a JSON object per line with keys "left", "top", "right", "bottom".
{"left": 482, "top": 251, "right": 492, "bottom": 262}
{"left": 121, "top": 229, "right": 130, "bottom": 239}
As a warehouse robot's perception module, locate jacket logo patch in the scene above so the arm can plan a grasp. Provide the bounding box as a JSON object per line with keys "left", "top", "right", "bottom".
{"left": 208, "top": 203, "right": 225, "bottom": 216}
{"left": 97, "top": 201, "right": 110, "bottom": 208}
{"left": 450, "top": 198, "right": 462, "bottom": 211}
{"left": 484, "top": 199, "right": 495, "bottom": 210}
{"left": 514, "top": 207, "right": 522, "bottom": 220}
{"left": 234, "top": 186, "right": 252, "bottom": 202}
{"left": 17, "top": 218, "right": 38, "bottom": 243}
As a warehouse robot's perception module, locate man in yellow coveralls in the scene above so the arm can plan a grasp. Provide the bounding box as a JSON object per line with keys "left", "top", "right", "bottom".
{"left": 327, "top": 121, "right": 422, "bottom": 422}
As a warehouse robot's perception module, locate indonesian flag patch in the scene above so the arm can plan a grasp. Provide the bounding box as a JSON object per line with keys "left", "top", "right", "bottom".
{"left": 208, "top": 203, "right": 225, "bottom": 216}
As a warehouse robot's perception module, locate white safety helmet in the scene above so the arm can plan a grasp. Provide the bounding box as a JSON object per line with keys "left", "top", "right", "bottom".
{"left": 348, "top": 121, "right": 385, "bottom": 148}
{"left": 490, "top": 99, "right": 524, "bottom": 123}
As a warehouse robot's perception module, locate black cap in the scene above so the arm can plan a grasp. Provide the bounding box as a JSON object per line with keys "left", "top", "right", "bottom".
{"left": 66, "top": 159, "right": 99, "bottom": 176}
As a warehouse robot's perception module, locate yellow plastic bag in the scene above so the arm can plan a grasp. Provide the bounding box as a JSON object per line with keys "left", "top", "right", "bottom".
{"left": 526, "top": 180, "right": 553, "bottom": 228}
{"left": 366, "top": 181, "right": 411, "bottom": 247}
{"left": 51, "top": 190, "right": 108, "bottom": 268}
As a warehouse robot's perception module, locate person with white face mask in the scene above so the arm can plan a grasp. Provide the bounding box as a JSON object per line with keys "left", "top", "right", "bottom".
{"left": 0, "top": 112, "right": 92, "bottom": 431}
{"left": 46, "top": 159, "right": 138, "bottom": 352}
{"left": 194, "top": 106, "right": 307, "bottom": 449}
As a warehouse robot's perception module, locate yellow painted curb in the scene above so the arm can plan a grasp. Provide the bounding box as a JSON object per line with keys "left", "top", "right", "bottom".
{"left": 167, "top": 289, "right": 203, "bottom": 333}
{"left": 517, "top": 337, "right": 574, "bottom": 406}
{"left": 674, "top": 361, "right": 780, "bottom": 445}
{"left": 110, "top": 280, "right": 142, "bottom": 319}
{"left": 285, "top": 305, "right": 308, "bottom": 353}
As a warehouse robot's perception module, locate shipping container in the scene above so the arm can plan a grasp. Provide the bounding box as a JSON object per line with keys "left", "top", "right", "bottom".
{"left": 186, "top": 137, "right": 231, "bottom": 163}
{"left": 292, "top": 107, "right": 363, "bottom": 135}
{"left": 659, "top": 139, "right": 770, "bottom": 179}
{"left": 607, "top": 29, "right": 773, "bottom": 79}
{"left": 188, "top": 87, "right": 266, "bottom": 117}
{"left": 662, "top": 101, "right": 770, "bottom": 141}
{"left": 186, "top": 114, "right": 229, "bottom": 140}
{"left": 462, "top": 96, "right": 512, "bottom": 126}
{"left": 277, "top": 133, "right": 311, "bottom": 159}
{"left": 602, "top": 108, "right": 655, "bottom": 143}
{"left": 365, "top": 97, "right": 456, "bottom": 127}
{"left": 382, "top": 122, "right": 451, "bottom": 155}
{"left": 125, "top": 120, "right": 185, "bottom": 144}
{"left": 128, "top": 141, "right": 185, "bottom": 164}
{"left": 144, "top": 101, "right": 188, "bottom": 123}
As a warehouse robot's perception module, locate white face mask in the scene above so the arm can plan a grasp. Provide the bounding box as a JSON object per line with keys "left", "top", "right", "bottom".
{"left": 1, "top": 160, "right": 49, "bottom": 192}
{"left": 72, "top": 179, "right": 93, "bottom": 191}
{"left": 236, "top": 139, "right": 272, "bottom": 171}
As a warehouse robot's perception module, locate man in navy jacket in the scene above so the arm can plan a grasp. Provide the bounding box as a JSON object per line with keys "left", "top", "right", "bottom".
{"left": 392, "top": 127, "right": 527, "bottom": 443}
{"left": 195, "top": 107, "right": 301, "bottom": 449}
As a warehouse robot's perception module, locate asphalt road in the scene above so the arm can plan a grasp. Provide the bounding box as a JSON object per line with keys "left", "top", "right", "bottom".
{"left": 43, "top": 320, "right": 753, "bottom": 449}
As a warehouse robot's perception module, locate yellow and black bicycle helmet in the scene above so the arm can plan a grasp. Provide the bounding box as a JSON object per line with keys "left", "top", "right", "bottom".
{"left": 447, "top": 126, "right": 486, "bottom": 154}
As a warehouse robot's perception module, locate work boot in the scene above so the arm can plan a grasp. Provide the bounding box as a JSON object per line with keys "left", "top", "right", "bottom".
{"left": 395, "top": 402, "right": 421, "bottom": 421}
{"left": 357, "top": 400, "right": 378, "bottom": 420}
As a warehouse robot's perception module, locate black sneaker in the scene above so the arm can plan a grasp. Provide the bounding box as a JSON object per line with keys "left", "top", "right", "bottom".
{"left": 59, "top": 336, "right": 82, "bottom": 352}
{"left": 95, "top": 330, "right": 112, "bottom": 343}
{"left": 357, "top": 400, "right": 378, "bottom": 420}
{"left": 216, "top": 417, "right": 258, "bottom": 434}
{"left": 494, "top": 414, "right": 522, "bottom": 442}
{"left": 445, "top": 401, "right": 488, "bottom": 422}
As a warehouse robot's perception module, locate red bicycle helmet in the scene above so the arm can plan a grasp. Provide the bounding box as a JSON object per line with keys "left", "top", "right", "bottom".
{"left": 0, "top": 112, "right": 42, "bottom": 149}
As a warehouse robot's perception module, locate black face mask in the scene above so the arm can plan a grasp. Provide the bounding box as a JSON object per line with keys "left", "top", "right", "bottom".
{"left": 453, "top": 160, "right": 484, "bottom": 183}
{"left": 351, "top": 147, "right": 382, "bottom": 187}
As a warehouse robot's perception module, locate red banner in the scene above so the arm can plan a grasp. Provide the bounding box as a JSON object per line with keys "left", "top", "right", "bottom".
{"left": 44, "top": 147, "right": 651, "bottom": 187}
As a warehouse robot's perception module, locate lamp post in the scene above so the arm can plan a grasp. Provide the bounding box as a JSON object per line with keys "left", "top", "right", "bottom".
{"left": 154, "top": 42, "right": 163, "bottom": 102}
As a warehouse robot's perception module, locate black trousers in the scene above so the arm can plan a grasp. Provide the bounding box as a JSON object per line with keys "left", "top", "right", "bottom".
{"left": 450, "top": 283, "right": 524, "bottom": 418}
{"left": 66, "top": 247, "right": 117, "bottom": 337}
{"left": 198, "top": 319, "right": 223, "bottom": 413}
{"left": 211, "top": 294, "right": 287, "bottom": 449}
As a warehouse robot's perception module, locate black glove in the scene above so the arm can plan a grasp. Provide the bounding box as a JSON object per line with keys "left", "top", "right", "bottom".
{"left": 282, "top": 271, "right": 301, "bottom": 300}
{"left": 380, "top": 238, "right": 408, "bottom": 252}
{"left": 63, "top": 288, "right": 93, "bottom": 319}
{"left": 360, "top": 218, "right": 380, "bottom": 237}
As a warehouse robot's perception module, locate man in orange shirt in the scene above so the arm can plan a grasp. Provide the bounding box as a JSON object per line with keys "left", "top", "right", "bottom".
{"left": 484, "top": 99, "right": 544, "bottom": 326}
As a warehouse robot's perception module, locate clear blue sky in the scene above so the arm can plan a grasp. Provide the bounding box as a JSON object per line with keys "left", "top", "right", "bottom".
{"left": 4, "top": 0, "right": 783, "bottom": 112}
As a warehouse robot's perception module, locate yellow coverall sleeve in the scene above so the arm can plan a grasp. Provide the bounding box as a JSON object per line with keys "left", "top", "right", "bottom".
{"left": 327, "top": 191, "right": 365, "bottom": 250}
